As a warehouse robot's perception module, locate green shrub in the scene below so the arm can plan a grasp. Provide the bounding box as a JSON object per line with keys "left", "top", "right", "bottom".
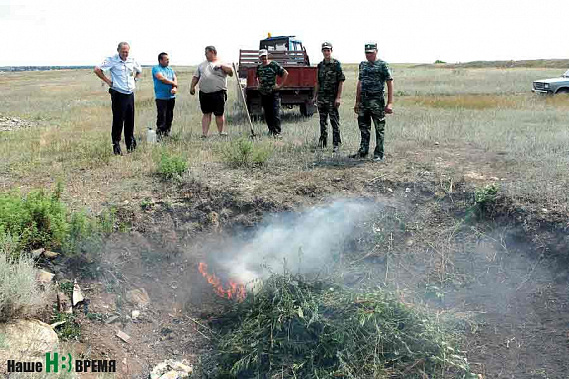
{"left": 156, "top": 151, "right": 188, "bottom": 179}
{"left": 222, "top": 137, "right": 272, "bottom": 168}
{"left": 0, "top": 187, "right": 69, "bottom": 252}
{"left": 0, "top": 249, "right": 53, "bottom": 322}
{"left": 0, "top": 184, "right": 111, "bottom": 257}
{"left": 204, "top": 273, "right": 472, "bottom": 378}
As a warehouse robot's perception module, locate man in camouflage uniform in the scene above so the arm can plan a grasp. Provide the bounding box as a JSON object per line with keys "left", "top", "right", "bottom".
{"left": 351, "top": 42, "right": 394, "bottom": 161}
{"left": 313, "top": 42, "right": 345, "bottom": 152}
{"left": 256, "top": 49, "right": 289, "bottom": 137}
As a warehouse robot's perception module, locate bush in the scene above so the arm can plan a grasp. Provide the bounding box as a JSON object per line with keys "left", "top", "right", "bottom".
{"left": 156, "top": 151, "right": 188, "bottom": 179}
{"left": 0, "top": 248, "right": 53, "bottom": 322}
{"left": 222, "top": 137, "right": 272, "bottom": 168}
{"left": 0, "top": 186, "right": 69, "bottom": 253}
{"left": 0, "top": 184, "right": 111, "bottom": 257}
{"left": 204, "top": 273, "right": 473, "bottom": 378}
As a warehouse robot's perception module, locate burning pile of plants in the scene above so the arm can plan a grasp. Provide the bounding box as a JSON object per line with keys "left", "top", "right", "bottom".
{"left": 198, "top": 272, "right": 475, "bottom": 378}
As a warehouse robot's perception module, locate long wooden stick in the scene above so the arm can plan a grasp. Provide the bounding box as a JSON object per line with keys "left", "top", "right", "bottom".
{"left": 233, "top": 62, "right": 255, "bottom": 137}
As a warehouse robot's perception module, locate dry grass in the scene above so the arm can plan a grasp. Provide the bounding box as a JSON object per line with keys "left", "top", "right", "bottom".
{"left": 400, "top": 95, "right": 519, "bottom": 109}
{"left": 0, "top": 235, "right": 53, "bottom": 321}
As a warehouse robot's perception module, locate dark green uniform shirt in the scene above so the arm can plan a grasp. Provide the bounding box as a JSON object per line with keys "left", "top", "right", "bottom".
{"left": 317, "top": 58, "right": 345, "bottom": 99}
{"left": 256, "top": 61, "right": 285, "bottom": 95}
{"left": 358, "top": 59, "right": 392, "bottom": 97}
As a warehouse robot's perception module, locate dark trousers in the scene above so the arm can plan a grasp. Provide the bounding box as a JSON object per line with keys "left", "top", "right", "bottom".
{"left": 357, "top": 97, "right": 386, "bottom": 158}
{"left": 156, "top": 98, "right": 175, "bottom": 137}
{"left": 317, "top": 99, "right": 341, "bottom": 147}
{"left": 110, "top": 89, "right": 136, "bottom": 152}
{"left": 260, "top": 92, "right": 281, "bottom": 135}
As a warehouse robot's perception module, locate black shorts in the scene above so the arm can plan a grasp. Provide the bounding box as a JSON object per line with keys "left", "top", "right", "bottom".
{"left": 199, "top": 90, "right": 227, "bottom": 116}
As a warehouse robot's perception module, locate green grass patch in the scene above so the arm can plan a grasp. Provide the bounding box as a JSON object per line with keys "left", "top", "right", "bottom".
{"left": 204, "top": 273, "right": 473, "bottom": 378}
{"left": 222, "top": 137, "right": 273, "bottom": 168}
{"left": 156, "top": 150, "right": 188, "bottom": 179}
{"left": 51, "top": 309, "right": 81, "bottom": 340}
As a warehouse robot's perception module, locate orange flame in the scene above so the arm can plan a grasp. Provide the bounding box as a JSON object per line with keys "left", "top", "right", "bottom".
{"left": 198, "top": 262, "right": 246, "bottom": 302}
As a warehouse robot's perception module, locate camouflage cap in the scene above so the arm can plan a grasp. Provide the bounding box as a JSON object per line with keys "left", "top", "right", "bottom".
{"left": 259, "top": 49, "right": 268, "bottom": 57}
{"left": 365, "top": 42, "right": 377, "bottom": 52}
{"left": 321, "top": 42, "right": 333, "bottom": 50}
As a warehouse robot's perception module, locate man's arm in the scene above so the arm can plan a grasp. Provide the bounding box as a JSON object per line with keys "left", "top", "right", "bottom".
{"left": 134, "top": 61, "right": 142, "bottom": 80}
{"left": 190, "top": 76, "right": 199, "bottom": 95}
{"left": 385, "top": 80, "right": 394, "bottom": 114}
{"left": 275, "top": 69, "right": 288, "bottom": 90}
{"left": 154, "top": 72, "right": 177, "bottom": 87}
{"left": 312, "top": 81, "right": 319, "bottom": 103}
{"left": 94, "top": 67, "right": 112, "bottom": 87}
{"left": 219, "top": 63, "right": 234, "bottom": 77}
{"left": 354, "top": 80, "right": 362, "bottom": 113}
{"left": 335, "top": 81, "right": 344, "bottom": 108}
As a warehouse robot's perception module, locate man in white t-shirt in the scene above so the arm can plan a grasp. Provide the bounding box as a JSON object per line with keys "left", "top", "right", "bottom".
{"left": 190, "top": 46, "right": 233, "bottom": 138}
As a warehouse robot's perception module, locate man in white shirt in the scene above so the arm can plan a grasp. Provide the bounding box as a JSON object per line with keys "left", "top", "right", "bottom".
{"left": 190, "top": 46, "right": 233, "bottom": 138}
{"left": 94, "top": 42, "right": 142, "bottom": 155}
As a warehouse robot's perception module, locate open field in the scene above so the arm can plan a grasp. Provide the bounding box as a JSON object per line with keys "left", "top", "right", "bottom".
{"left": 1, "top": 63, "right": 569, "bottom": 378}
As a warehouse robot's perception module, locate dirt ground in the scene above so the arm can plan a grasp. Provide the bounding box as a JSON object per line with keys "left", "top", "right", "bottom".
{"left": 34, "top": 140, "right": 569, "bottom": 379}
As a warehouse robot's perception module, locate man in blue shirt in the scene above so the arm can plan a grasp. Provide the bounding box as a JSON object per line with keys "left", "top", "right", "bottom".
{"left": 152, "top": 52, "right": 177, "bottom": 139}
{"left": 94, "top": 42, "right": 142, "bottom": 155}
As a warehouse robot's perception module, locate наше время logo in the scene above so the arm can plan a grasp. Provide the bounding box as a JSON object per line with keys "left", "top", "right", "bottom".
{"left": 7, "top": 352, "right": 116, "bottom": 373}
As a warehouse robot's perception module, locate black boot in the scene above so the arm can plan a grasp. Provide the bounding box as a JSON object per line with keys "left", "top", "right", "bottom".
{"left": 113, "top": 143, "right": 122, "bottom": 156}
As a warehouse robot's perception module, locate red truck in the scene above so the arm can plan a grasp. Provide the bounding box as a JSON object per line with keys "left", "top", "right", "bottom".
{"left": 238, "top": 36, "right": 317, "bottom": 117}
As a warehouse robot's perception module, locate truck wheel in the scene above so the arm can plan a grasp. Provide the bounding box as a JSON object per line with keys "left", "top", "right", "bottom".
{"left": 300, "top": 103, "right": 316, "bottom": 117}
{"left": 556, "top": 88, "right": 569, "bottom": 95}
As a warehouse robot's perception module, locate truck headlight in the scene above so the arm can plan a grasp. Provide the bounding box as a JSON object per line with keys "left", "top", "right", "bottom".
{"left": 544, "top": 83, "right": 550, "bottom": 89}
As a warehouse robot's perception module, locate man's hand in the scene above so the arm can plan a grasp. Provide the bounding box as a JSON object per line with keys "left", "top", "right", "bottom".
{"left": 273, "top": 84, "right": 281, "bottom": 91}
{"left": 384, "top": 103, "right": 393, "bottom": 114}
{"left": 171, "top": 87, "right": 178, "bottom": 95}
{"left": 312, "top": 95, "right": 317, "bottom": 104}
{"left": 190, "top": 87, "right": 196, "bottom": 96}
{"left": 354, "top": 102, "right": 360, "bottom": 114}
{"left": 107, "top": 79, "right": 113, "bottom": 87}
{"left": 334, "top": 97, "right": 341, "bottom": 108}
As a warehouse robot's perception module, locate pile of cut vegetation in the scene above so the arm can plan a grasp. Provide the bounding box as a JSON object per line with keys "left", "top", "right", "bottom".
{"left": 201, "top": 273, "right": 476, "bottom": 378}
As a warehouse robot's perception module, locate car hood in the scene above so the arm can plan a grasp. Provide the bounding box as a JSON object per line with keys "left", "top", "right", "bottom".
{"left": 534, "top": 77, "right": 569, "bottom": 84}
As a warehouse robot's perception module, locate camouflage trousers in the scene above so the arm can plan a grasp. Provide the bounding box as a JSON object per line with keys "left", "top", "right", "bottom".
{"left": 357, "top": 97, "right": 386, "bottom": 158}
{"left": 317, "top": 99, "right": 341, "bottom": 147}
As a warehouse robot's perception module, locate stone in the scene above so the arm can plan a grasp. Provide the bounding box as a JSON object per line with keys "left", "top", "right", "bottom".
{"left": 0, "top": 319, "right": 59, "bottom": 371}
{"left": 116, "top": 330, "right": 131, "bottom": 343}
{"left": 126, "top": 288, "right": 150, "bottom": 308}
{"left": 36, "top": 270, "right": 55, "bottom": 284}
{"left": 43, "top": 250, "right": 59, "bottom": 259}
{"left": 159, "top": 372, "right": 180, "bottom": 379}
{"left": 31, "top": 248, "right": 45, "bottom": 259}
{"left": 150, "top": 359, "right": 193, "bottom": 379}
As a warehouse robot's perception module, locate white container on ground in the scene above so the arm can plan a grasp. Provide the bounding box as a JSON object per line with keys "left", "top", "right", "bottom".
{"left": 147, "top": 127, "right": 157, "bottom": 144}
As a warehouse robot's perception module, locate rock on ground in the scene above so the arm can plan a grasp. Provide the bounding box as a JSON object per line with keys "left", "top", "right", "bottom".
{"left": 0, "top": 319, "right": 59, "bottom": 372}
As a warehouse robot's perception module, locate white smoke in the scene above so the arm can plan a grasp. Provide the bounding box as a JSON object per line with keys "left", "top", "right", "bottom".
{"left": 217, "top": 199, "right": 373, "bottom": 284}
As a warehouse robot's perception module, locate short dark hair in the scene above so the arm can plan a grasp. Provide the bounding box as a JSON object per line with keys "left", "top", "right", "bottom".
{"left": 158, "top": 52, "right": 168, "bottom": 63}
{"left": 205, "top": 46, "right": 217, "bottom": 54}
{"left": 117, "top": 42, "right": 130, "bottom": 51}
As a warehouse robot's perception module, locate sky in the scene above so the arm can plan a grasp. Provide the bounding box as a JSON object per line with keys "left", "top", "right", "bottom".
{"left": 0, "top": 0, "right": 567, "bottom": 66}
